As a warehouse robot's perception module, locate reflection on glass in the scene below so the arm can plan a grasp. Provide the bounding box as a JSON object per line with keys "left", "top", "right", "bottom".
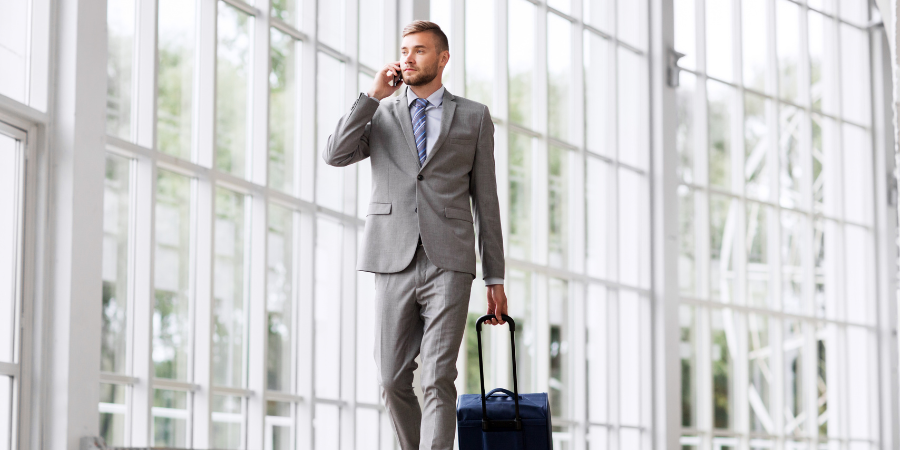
{"left": 748, "top": 314, "right": 771, "bottom": 433}
{"left": 509, "top": 0, "right": 535, "bottom": 128}
{"left": 217, "top": 4, "right": 252, "bottom": 178}
{"left": 154, "top": 171, "right": 191, "bottom": 380}
{"left": 744, "top": 92, "right": 768, "bottom": 200}
{"left": 709, "top": 195, "right": 735, "bottom": 302}
{"left": 548, "top": 146, "right": 569, "bottom": 269}
{"left": 586, "top": 284, "right": 607, "bottom": 423}
{"left": 586, "top": 157, "right": 608, "bottom": 279}
{"left": 316, "top": 52, "right": 346, "bottom": 212}
{"left": 784, "top": 320, "right": 804, "bottom": 437}
{"left": 776, "top": 1, "right": 800, "bottom": 102}
{"left": 99, "top": 383, "right": 126, "bottom": 446}
{"left": 781, "top": 210, "right": 804, "bottom": 314}
{"left": 711, "top": 309, "right": 735, "bottom": 430}
{"left": 214, "top": 188, "right": 247, "bottom": 388}
{"left": 680, "top": 305, "right": 696, "bottom": 428}
{"left": 358, "top": 0, "right": 384, "bottom": 70}
{"left": 676, "top": 72, "right": 695, "bottom": 182}
{"left": 465, "top": 0, "right": 494, "bottom": 108}
{"left": 746, "top": 202, "right": 770, "bottom": 309}
{"left": 152, "top": 389, "right": 188, "bottom": 446}
{"left": 102, "top": 155, "right": 131, "bottom": 374}
{"left": 706, "top": 0, "right": 732, "bottom": 81}
{"left": 107, "top": 0, "right": 135, "bottom": 140}
{"left": 212, "top": 395, "right": 243, "bottom": 448}
{"left": 549, "top": 278, "right": 569, "bottom": 418}
{"left": 584, "top": 31, "right": 608, "bottom": 156}
{"left": 315, "top": 218, "right": 342, "bottom": 398}
{"left": 548, "top": 13, "right": 572, "bottom": 142}
{"left": 157, "top": 0, "right": 195, "bottom": 159}
{"left": 270, "top": 29, "right": 299, "bottom": 195}
{"left": 742, "top": 0, "right": 767, "bottom": 93}
{"left": 779, "top": 105, "right": 803, "bottom": 209}
{"left": 318, "top": 0, "right": 345, "bottom": 52}
{"left": 678, "top": 186, "right": 696, "bottom": 296}
{"left": 268, "top": 204, "right": 293, "bottom": 392}
{"left": 509, "top": 132, "right": 532, "bottom": 260}
{"left": 708, "top": 80, "right": 732, "bottom": 190}
{"left": 271, "top": 0, "right": 300, "bottom": 29}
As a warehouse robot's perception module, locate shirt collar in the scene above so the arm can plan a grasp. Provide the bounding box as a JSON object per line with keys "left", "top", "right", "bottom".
{"left": 407, "top": 85, "right": 445, "bottom": 108}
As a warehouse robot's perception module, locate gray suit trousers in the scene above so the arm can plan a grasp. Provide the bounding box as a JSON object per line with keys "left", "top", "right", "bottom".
{"left": 374, "top": 239, "right": 472, "bottom": 450}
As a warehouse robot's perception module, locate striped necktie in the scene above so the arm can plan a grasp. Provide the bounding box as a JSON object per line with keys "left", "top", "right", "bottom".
{"left": 412, "top": 98, "right": 429, "bottom": 166}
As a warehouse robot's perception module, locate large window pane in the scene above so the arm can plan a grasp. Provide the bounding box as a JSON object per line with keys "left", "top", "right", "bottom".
{"left": 548, "top": 146, "right": 570, "bottom": 269}
{"left": 619, "top": 291, "right": 641, "bottom": 425}
{"left": 0, "top": 132, "right": 21, "bottom": 364}
{"left": 742, "top": 0, "right": 767, "bottom": 93}
{"left": 744, "top": 93, "right": 768, "bottom": 200}
{"left": 586, "top": 284, "right": 607, "bottom": 424}
{"left": 781, "top": 210, "right": 805, "bottom": 314}
{"left": 548, "top": 13, "right": 572, "bottom": 142}
{"left": 617, "top": 0, "right": 644, "bottom": 49}
{"left": 618, "top": 48, "right": 647, "bottom": 169}
{"left": 157, "top": 0, "right": 195, "bottom": 159}
{"left": 673, "top": 0, "right": 695, "bottom": 70}
{"left": 549, "top": 278, "right": 569, "bottom": 418}
{"left": 0, "top": 0, "right": 29, "bottom": 103}
{"left": 465, "top": 0, "right": 494, "bottom": 108}
{"left": 356, "top": 269, "right": 379, "bottom": 403}
{"left": 107, "top": 0, "right": 135, "bottom": 140}
{"left": 711, "top": 309, "right": 735, "bottom": 430}
{"left": 154, "top": 171, "right": 192, "bottom": 380}
{"left": 776, "top": 1, "right": 801, "bottom": 103}
{"left": 268, "top": 204, "right": 293, "bottom": 392}
{"left": 316, "top": 53, "right": 346, "bottom": 212}
{"left": 586, "top": 157, "right": 608, "bottom": 279}
{"left": 783, "top": 320, "right": 805, "bottom": 437}
{"left": 679, "top": 186, "right": 697, "bottom": 296}
{"left": 619, "top": 168, "right": 648, "bottom": 288}
{"left": 267, "top": 401, "right": 292, "bottom": 450}
{"left": 509, "top": 132, "right": 533, "bottom": 261}
{"left": 808, "top": 11, "right": 837, "bottom": 114}
{"left": 709, "top": 195, "right": 736, "bottom": 302}
{"left": 152, "top": 389, "right": 188, "bottom": 447}
{"left": 99, "top": 383, "right": 127, "bottom": 446}
{"left": 779, "top": 105, "right": 804, "bottom": 209}
{"left": 217, "top": 3, "right": 252, "bottom": 178}
{"left": 840, "top": 24, "right": 870, "bottom": 125}
{"left": 315, "top": 218, "right": 342, "bottom": 398}
{"left": 584, "top": 31, "right": 609, "bottom": 156}
{"left": 708, "top": 80, "right": 733, "bottom": 190}
{"left": 509, "top": 269, "right": 533, "bottom": 393}
{"left": 705, "top": 0, "right": 733, "bottom": 81}
{"left": 214, "top": 188, "right": 247, "bottom": 388}
{"left": 746, "top": 202, "right": 771, "bottom": 309}
{"left": 317, "top": 0, "right": 345, "bottom": 52}
{"left": 677, "top": 72, "right": 696, "bottom": 183}
{"left": 271, "top": 0, "right": 300, "bottom": 29}
{"left": 584, "top": 0, "right": 611, "bottom": 34}
{"left": 212, "top": 394, "right": 243, "bottom": 447}
{"left": 102, "top": 155, "right": 131, "bottom": 374}
{"left": 680, "top": 305, "right": 697, "bottom": 428}
{"left": 358, "top": 0, "right": 384, "bottom": 70}
{"left": 748, "top": 314, "right": 771, "bottom": 434}
{"left": 842, "top": 124, "right": 872, "bottom": 225}
{"left": 509, "top": 0, "right": 535, "bottom": 128}
{"left": 269, "top": 29, "right": 300, "bottom": 195}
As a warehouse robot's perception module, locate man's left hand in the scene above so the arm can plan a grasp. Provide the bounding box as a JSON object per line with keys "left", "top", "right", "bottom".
{"left": 486, "top": 284, "right": 508, "bottom": 325}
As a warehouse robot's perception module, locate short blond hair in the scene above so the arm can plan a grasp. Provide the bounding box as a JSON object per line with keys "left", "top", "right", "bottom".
{"left": 402, "top": 20, "right": 449, "bottom": 55}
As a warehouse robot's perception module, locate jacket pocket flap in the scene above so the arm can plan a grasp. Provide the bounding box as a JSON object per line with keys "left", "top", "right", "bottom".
{"left": 367, "top": 202, "right": 392, "bottom": 215}
{"left": 444, "top": 206, "right": 473, "bottom": 222}
{"left": 448, "top": 138, "right": 475, "bottom": 145}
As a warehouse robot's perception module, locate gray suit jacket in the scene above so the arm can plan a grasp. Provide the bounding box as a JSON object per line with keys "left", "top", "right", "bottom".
{"left": 322, "top": 85, "right": 504, "bottom": 282}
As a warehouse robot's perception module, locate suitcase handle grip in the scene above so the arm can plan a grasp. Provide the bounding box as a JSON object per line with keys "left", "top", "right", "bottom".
{"left": 474, "top": 314, "right": 522, "bottom": 432}
{"left": 486, "top": 388, "right": 521, "bottom": 399}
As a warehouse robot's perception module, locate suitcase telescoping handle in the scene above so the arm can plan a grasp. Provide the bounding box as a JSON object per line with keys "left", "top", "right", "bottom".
{"left": 475, "top": 314, "right": 523, "bottom": 431}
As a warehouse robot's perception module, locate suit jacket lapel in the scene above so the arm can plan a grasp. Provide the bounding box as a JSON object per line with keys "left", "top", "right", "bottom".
{"left": 392, "top": 85, "right": 457, "bottom": 172}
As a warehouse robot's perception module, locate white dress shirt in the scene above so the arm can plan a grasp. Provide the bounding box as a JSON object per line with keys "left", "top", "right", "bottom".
{"left": 364, "top": 86, "right": 504, "bottom": 287}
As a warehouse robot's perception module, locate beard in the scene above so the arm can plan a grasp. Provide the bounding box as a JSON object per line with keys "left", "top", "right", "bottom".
{"left": 403, "top": 62, "right": 439, "bottom": 86}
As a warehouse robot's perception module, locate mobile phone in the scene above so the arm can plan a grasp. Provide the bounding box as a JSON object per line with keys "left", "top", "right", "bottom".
{"left": 388, "top": 70, "right": 403, "bottom": 87}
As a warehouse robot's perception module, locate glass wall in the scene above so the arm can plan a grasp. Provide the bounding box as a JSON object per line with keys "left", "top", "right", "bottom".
{"left": 675, "top": 0, "right": 880, "bottom": 448}
{"left": 437, "top": 0, "right": 653, "bottom": 447}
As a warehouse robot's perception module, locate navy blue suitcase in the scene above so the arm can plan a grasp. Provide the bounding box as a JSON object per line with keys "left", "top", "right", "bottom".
{"left": 456, "top": 314, "right": 553, "bottom": 449}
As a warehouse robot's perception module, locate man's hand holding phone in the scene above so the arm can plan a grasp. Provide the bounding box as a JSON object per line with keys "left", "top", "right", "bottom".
{"left": 367, "top": 61, "right": 404, "bottom": 101}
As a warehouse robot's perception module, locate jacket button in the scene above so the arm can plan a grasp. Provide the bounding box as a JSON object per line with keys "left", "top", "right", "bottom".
{"left": 417, "top": 174, "right": 424, "bottom": 180}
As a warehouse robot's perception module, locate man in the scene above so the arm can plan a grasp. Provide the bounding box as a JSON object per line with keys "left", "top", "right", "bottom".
{"left": 322, "top": 20, "right": 508, "bottom": 450}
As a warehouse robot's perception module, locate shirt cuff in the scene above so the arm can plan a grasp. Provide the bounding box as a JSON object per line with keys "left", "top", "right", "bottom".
{"left": 484, "top": 277, "right": 504, "bottom": 286}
